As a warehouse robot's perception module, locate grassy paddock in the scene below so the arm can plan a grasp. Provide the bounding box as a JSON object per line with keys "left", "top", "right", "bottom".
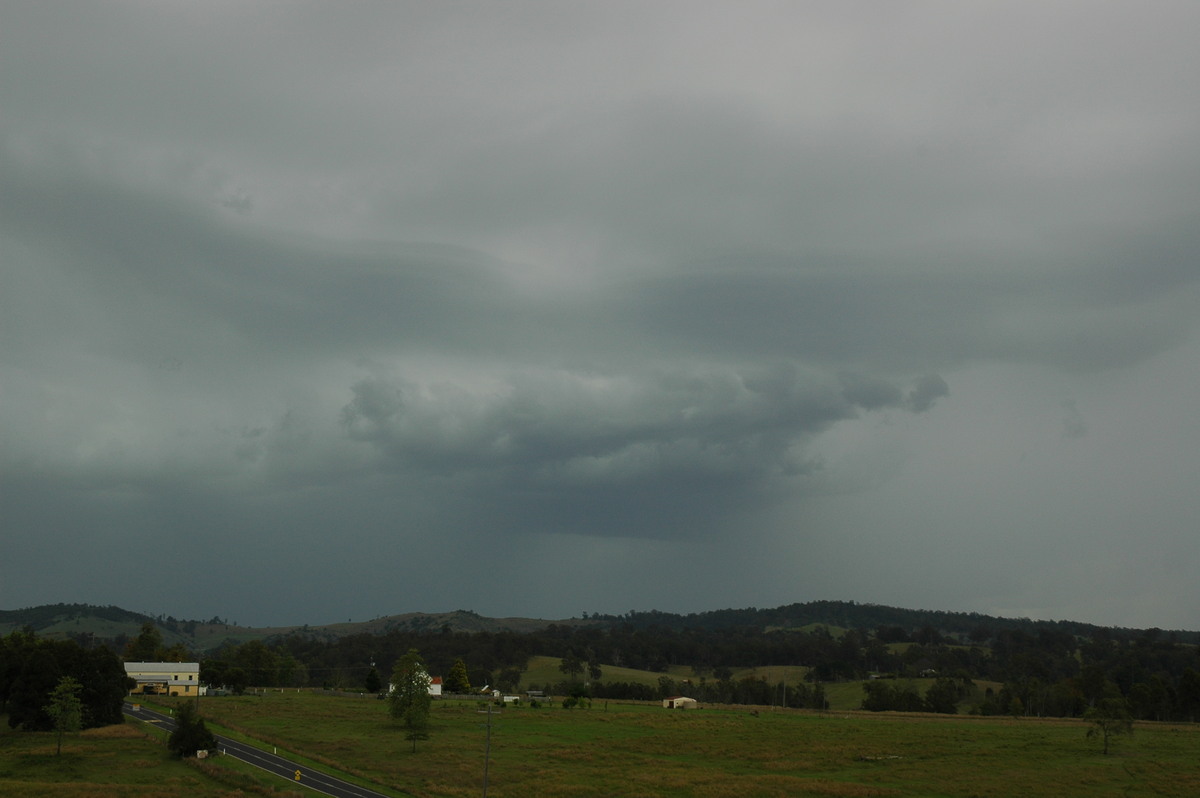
{"left": 521, "top": 655, "right": 722, "bottom": 691}
{"left": 161, "top": 691, "right": 1200, "bottom": 797}
{"left": 0, "top": 716, "right": 307, "bottom": 797}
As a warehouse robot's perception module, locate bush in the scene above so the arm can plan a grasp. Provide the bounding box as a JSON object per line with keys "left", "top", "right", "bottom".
{"left": 167, "top": 702, "right": 217, "bottom": 758}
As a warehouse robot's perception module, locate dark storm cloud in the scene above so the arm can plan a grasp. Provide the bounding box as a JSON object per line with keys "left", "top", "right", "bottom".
{"left": 3, "top": 2, "right": 1200, "bottom": 628}
{"left": 339, "top": 364, "right": 916, "bottom": 482}
{"left": 334, "top": 361, "right": 950, "bottom": 543}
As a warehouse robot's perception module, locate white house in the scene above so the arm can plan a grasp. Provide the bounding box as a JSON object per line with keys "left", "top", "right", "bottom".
{"left": 388, "top": 674, "right": 443, "bottom": 697}
{"left": 663, "top": 696, "right": 698, "bottom": 709}
{"left": 125, "top": 662, "right": 202, "bottom": 696}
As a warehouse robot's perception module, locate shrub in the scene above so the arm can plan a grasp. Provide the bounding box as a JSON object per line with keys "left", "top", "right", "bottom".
{"left": 167, "top": 702, "right": 217, "bottom": 758}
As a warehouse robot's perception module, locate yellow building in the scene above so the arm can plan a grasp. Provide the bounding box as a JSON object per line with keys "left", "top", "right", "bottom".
{"left": 124, "top": 661, "right": 201, "bottom": 696}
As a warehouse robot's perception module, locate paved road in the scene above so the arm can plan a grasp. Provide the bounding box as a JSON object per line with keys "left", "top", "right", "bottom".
{"left": 124, "top": 702, "right": 399, "bottom": 798}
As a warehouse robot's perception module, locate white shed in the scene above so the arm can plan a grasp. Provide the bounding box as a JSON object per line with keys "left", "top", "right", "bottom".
{"left": 662, "top": 696, "right": 698, "bottom": 709}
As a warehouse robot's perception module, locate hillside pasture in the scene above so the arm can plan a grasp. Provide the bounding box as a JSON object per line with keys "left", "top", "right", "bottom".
{"left": 517, "top": 655, "right": 695, "bottom": 690}
{"left": 523, "top": 657, "right": 999, "bottom": 714}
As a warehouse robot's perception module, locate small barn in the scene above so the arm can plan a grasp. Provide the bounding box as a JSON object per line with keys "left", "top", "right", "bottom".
{"left": 663, "top": 696, "right": 698, "bottom": 709}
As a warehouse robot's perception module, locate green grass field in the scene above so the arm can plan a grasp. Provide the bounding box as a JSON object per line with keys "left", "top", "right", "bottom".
{"left": 142, "top": 690, "right": 1200, "bottom": 798}
{"left": 7, "top": 675, "right": 1200, "bottom": 797}
{"left": 0, "top": 717, "right": 310, "bottom": 797}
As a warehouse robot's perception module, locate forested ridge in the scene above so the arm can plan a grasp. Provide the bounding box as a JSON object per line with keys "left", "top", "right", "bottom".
{"left": 4, "top": 600, "right": 1199, "bottom": 724}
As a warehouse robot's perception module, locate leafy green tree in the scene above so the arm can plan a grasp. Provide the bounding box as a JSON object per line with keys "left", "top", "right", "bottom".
{"left": 44, "top": 676, "right": 83, "bottom": 755}
{"left": 365, "top": 667, "right": 382, "bottom": 694}
{"left": 3, "top": 633, "right": 128, "bottom": 731}
{"left": 6, "top": 646, "right": 60, "bottom": 730}
{"left": 0, "top": 628, "right": 37, "bottom": 708}
{"left": 808, "top": 681, "right": 829, "bottom": 710}
{"left": 1177, "top": 669, "right": 1200, "bottom": 722}
{"left": 389, "top": 649, "right": 432, "bottom": 752}
{"left": 861, "top": 679, "right": 924, "bottom": 712}
{"left": 924, "top": 677, "right": 962, "bottom": 714}
{"left": 124, "top": 622, "right": 165, "bottom": 662}
{"left": 1129, "top": 677, "right": 1171, "bottom": 721}
{"left": 1086, "top": 697, "right": 1133, "bottom": 755}
{"left": 559, "top": 651, "right": 583, "bottom": 684}
{"left": 861, "top": 679, "right": 893, "bottom": 712}
{"left": 587, "top": 653, "right": 603, "bottom": 683}
{"left": 233, "top": 640, "right": 280, "bottom": 687}
{"left": 277, "top": 651, "right": 301, "bottom": 687}
{"left": 74, "top": 645, "right": 133, "bottom": 727}
{"left": 445, "top": 658, "right": 471, "bottom": 694}
{"left": 496, "top": 667, "right": 522, "bottom": 693}
{"left": 224, "top": 667, "right": 249, "bottom": 696}
{"left": 199, "top": 659, "right": 227, "bottom": 690}
{"left": 167, "top": 700, "right": 217, "bottom": 758}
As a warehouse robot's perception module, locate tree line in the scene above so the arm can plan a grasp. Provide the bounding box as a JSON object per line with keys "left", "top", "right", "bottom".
{"left": 12, "top": 602, "right": 1198, "bottom": 723}
{"left": 179, "top": 617, "right": 1200, "bottom": 721}
{"left": 0, "top": 629, "right": 130, "bottom": 732}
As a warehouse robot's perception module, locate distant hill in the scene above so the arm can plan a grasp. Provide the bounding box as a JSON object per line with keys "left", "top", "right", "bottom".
{"left": 0, "top": 604, "right": 595, "bottom": 653}
{"left": 602, "top": 601, "right": 1200, "bottom": 644}
{"left": 0, "top": 602, "right": 151, "bottom": 632}
{"left": 4, "top": 600, "right": 1196, "bottom": 653}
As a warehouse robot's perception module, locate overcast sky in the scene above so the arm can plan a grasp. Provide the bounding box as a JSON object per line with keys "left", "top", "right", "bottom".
{"left": 3, "top": 2, "right": 1199, "bottom": 631}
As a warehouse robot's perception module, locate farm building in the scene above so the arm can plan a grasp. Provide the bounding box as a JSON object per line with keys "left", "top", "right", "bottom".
{"left": 125, "top": 662, "right": 202, "bottom": 696}
{"left": 663, "top": 696, "right": 698, "bottom": 709}
{"left": 388, "top": 673, "right": 443, "bottom": 697}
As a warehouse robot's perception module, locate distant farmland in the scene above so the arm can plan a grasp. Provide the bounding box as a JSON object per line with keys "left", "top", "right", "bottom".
{"left": 120, "top": 691, "right": 1200, "bottom": 798}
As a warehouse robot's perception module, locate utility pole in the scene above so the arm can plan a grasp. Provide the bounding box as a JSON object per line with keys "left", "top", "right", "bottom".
{"left": 478, "top": 702, "right": 496, "bottom": 798}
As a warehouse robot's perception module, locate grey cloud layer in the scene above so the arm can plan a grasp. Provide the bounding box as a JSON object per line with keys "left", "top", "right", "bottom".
{"left": 3, "top": 2, "right": 1200, "bottom": 626}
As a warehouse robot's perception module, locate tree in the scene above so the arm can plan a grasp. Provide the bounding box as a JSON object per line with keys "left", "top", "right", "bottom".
{"left": 389, "top": 649, "right": 432, "bottom": 752}
{"left": 365, "top": 667, "right": 382, "bottom": 694}
{"left": 496, "top": 667, "right": 522, "bottom": 693}
{"left": 924, "top": 677, "right": 962, "bottom": 714}
{"left": 445, "top": 658, "right": 471, "bottom": 694}
{"left": 167, "top": 700, "right": 217, "bottom": 758}
{"left": 44, "top": 677, "right": 82, "bottom": 755}
{"left": 861, "top": 680, "right": 925, "bottom": 712}
{"left": 73, "top": 645, "right": 133, "bottom": 727}
{"left": 224, "top": 667, "right": 249, "bottom": 696}
{"left": 1086, "top": 697, "right": 1133, "bottom": 755}
{"left": 233, "top": 640, "right": 280, "bottom": 687}
{"left": 587, "top": 652, "right": 603, "bottom": 683}
{"left": 124, "top": 622, "right": 165, "bottom": 662}
{"left": 7, "top": 646, "right": 60, "bottom": 730}
{"left": 1177, "top": 669, "right": 1200, "bottom": 722}
{"left": 4, "top": 633, "right": 128, "bottom": 731}
{"left": 199, "top": 659, "right": 227, "bottom": 690}
{"left": 559, "top": 651, "right": 583, "bottom": 684}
